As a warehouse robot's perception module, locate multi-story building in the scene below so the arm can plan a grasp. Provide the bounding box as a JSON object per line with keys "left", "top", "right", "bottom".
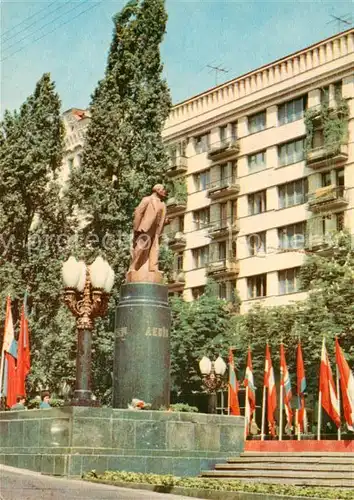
{"left": 60, "top": 108, "right": 90, "bottom": 187}
{"left": 162, "top": 28, "right": 354, "bottom": 313}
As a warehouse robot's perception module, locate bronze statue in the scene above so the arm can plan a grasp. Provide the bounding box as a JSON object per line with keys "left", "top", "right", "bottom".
{"left": 127, "top": 184, "right": 170, "bottom": 283}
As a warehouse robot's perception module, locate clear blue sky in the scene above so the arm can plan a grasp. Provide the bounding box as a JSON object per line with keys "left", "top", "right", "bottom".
{"left": 1, "top": 0, "right": 352, "bottom": 115}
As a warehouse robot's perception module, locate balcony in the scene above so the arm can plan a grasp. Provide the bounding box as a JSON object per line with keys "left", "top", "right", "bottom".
{"left": 306, "top": 144, "right": 348, "bottom": 169}
{"left": 166, "top": 231, "right": 186, "bottom": 250}
{"left": 305, "top": 234, "right": 335, "bottom": 257}
{"left": 168, "top": 270, "right": 185, "bottom": 290}
{"left": 207, "top": 178, "right": 240, "bottom": 200}
{"left": 206, "top": 259, "right": 240, "bottom": 278}
{"left": 167, "top": 155, "right": 188, "bottom": 177}
{"left": 166, "top": 196, "right": 187, "bottom": 215}
{"left": 308, "top": 186, "right": 348, "bottom": 213}
{"left": 208, "top": 139, "right": 240, "bottom": 161}
{"left": 208, "top": 220, "right": 239, "bottom": 239}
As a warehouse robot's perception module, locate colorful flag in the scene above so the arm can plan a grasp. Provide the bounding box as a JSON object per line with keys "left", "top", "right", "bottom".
{"left": 296, "top": 341, "right": 307, "bottom": 432}
{"left": 228, "top": 349, "right": 241, "bottom": 416}
{"left": 335, "top": 338, "right": 354, "bottom": 432}
{"left": 4, "top": 339, "right": 18, "bottom": 408}
{"left": 2, "top": 296, "right": 15, "bottom": 353}
{"left": 244, "top": 347, "right": 256, "bottom": 434}
{"left": 319, "top": 337, "right": 340, "bottom": 428}
{"left": 280, "top": 343, "right": 293, "bottom": 427}
{"left": 0, "top": 296, "right": 15, "bottom": 397}
{"left": 16, "top": 292, "right": 31, "bottom": 396}
{"left": 264, "top": 343, "right": 277, "bottom": 436}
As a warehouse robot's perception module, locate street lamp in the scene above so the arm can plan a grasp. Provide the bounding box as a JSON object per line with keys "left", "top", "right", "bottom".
{"left": 199, "top": 355, "right": 227, "bottom": 414}
{"left": 62, "top": 256, "right": 115, "bottom": 406}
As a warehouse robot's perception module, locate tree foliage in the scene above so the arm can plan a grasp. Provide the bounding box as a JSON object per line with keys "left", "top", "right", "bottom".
{"left": 0, "top": 73, "right": 76, "bottom": 395}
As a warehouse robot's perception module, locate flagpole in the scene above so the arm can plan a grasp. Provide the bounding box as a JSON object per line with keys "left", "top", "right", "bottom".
{"left": 261, "top": 384, "right": 266, "bottom": 441}
{"left": 0, "top": 349, "right": 5, "bottom": 397}
{"left": 317, "top": 391, "right": 322, "bottom": 440}
{"left": 244, "top": 385, "right": 249, "bottom": 440}
{"left": 336, "top": 363, "right": 341, "bottom": 441}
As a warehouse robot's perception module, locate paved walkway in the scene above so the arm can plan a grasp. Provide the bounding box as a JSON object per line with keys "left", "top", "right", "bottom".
{"left": 0, "top": 465, "right": 202, "bottom": 500}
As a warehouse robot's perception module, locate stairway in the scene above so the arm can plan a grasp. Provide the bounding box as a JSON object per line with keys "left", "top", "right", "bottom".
{"left": 201, "top": 452, "right": 354, "bottom": 487}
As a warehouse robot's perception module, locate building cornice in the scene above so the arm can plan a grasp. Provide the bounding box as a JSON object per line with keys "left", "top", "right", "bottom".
{"left": 165, "top": 28, "right": 354, "bottom": 134}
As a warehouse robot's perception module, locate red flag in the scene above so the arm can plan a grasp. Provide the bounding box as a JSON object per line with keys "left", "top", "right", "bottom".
{"left": 16, "top": 293, "right": 31, "bottom": 396}
{"left": 296, "top": 341, "right": 307, "bottom": 432}
{"left": 264, "top": 344, "right": 277, "bottom": 436}
{"left": 228, "top": 349, "right": 240, "bottom": 416}
{"left": 319, "top": 338, "right": 340, "bottom": 428}
{"left": 335, "top": 338, "right": 354, "bottom": 431}
{"left": 280, "top": 343, "right": 293, "bottom": 427}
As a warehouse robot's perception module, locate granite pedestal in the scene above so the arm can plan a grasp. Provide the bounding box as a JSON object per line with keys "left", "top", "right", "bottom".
{"left": 0, "top": 407, "right": 245, "bottom": 477}
{"left": 113, "top": 283, "right": 171, "bottom": 409}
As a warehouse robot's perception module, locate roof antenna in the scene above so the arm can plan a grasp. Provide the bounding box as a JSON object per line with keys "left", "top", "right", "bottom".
{"left": 207, "top": 64, "right": 229, "bottom": 86}
{"left": 327, "top": 14, "right": 352, "bottom": 33}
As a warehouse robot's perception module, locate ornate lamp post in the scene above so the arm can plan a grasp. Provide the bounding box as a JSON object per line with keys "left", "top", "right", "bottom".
{"left": 199, "top": 355, "right": 227, "bottom": 414}
{"left": 62, "top": 256, "right": 114, "bottom": 406}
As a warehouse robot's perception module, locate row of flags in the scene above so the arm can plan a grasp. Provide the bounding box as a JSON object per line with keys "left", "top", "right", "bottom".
{"left": 0, "top": 295, "right": 31, "bottom": 407}
{"left": 227, "top": 338, "right": 354, "bottom": 439}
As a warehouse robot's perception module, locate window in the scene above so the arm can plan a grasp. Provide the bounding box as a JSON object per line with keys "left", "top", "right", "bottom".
{"left": 248, "top": 190, "right": 267, "bottom": 215}
{"left": 219, "top": 125, "right": 227, "bottom": 143}
{"left": 231, "top": 161, "right": 238, "bottom": 183}
{"left": 278, "top": 178, "right": 308, "bottom": 208}
{"left": 247, "top": 274, "right": 267, "bottom": 299}
{"left": 231, "top": 199, "right": 238, "bottom": 224}
{"left": 193, "top": 207, "right": 210, "bottom": 229}
{"left": 220, "top": 202, "right": 228, "bottom": 226}
{"left": 278, "top": 268, "right": 300, "bottom": 295}
{"left": 248, "top": 111, "right": 266, "bottom": 134}
{"left": 334, "top": 81, "right": 342, "bottom": 102}
{"left": 321, "top": 86, "right": 330, "bottom": 105}
{"left": 194, "top": 170, "right": 210, "bottom": 191}
{"left": 321, "top": 171, "right": 332, "bottom": 187}
{"left": 312, "top": 129, "right": 324, "bottom": 149}
{"left": 278, "top": 96, "right": 306, "bottom": 125}
{"left": 192, "top": 246, "right": 209, "bottom": 268}
{"left": 230, "top": 121, "right": 237, "bottom": 140}
{"left": 177, "top": 215, "right": 184, "bottom": 233}
{"left": 248, "top": 150, "right": 266, "bottom": 172}
{"left": 278, "top": 138, "right": 305, "bottom": 167}
{"left": 192, "top": 286, "right": 205, "bottom": 300}
{"left": 68, "top": 157, "right": 74, "bottom": 170}
{"left": 77, "top": 153, "right": 83, "bottom": 166}
{"left": 218, "top": 282, "right": 227, "bottom": 300}
{"left": 278, "top": 222, "right": 306, "bottom": 250}
{"left": 337, "top": 212, "right": 344, "bottom": 231}
{"left": 176, "top": 253, "right": 183, "bottom": 271}
{"left": 248, "top": 232, "right": 266, "bottom": 256}
{"left": 194, "top": 133, "right": 210, "bottom": 154}
{"left": 218, "top": 241, "right": 227, "bottom": 260}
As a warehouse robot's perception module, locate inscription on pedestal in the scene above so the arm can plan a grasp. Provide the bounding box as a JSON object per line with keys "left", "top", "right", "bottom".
{"left": 145, "top": 326, "right": 169, "bottom": 338}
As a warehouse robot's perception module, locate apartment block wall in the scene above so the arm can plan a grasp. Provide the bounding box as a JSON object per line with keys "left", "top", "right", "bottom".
{"left": 163, "top": 29, "right": 354, "bottom": 313}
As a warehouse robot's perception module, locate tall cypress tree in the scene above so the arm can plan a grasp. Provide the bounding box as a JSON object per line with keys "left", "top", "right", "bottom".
{"left": 68, "top": 0, "right": 171, "bottom": 289}
{"left": 0, "top": 74, "right": 76, "bottom": 394}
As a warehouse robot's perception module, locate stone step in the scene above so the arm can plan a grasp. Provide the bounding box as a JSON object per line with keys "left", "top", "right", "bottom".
{"left": 201, "top": 469, "right": 353, "bottom": 480}
{"left": 215, "top": 463, "right": 353, "bottom": 472}
{"left": 227, "top": 456, "right": 354, "bottom": 465}
{"left": 200, "top": 473, "right": 354, "bottom": 488}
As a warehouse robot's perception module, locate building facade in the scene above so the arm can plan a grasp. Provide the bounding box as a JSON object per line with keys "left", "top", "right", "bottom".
{"left": 162, "top": 29, "right": 354, "bottom": 313}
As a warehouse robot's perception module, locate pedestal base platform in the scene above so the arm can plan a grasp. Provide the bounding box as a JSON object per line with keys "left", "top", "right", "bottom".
{"left": 0, "top": 407, "right": 245, "bottom": 477}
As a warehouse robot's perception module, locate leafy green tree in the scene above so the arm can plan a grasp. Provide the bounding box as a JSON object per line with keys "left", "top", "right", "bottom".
{"left": 170, "top": 281, "right": 231, "bottom": 396}
{"left": 0, "top": 73, "right": 76, "bottom": 394}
